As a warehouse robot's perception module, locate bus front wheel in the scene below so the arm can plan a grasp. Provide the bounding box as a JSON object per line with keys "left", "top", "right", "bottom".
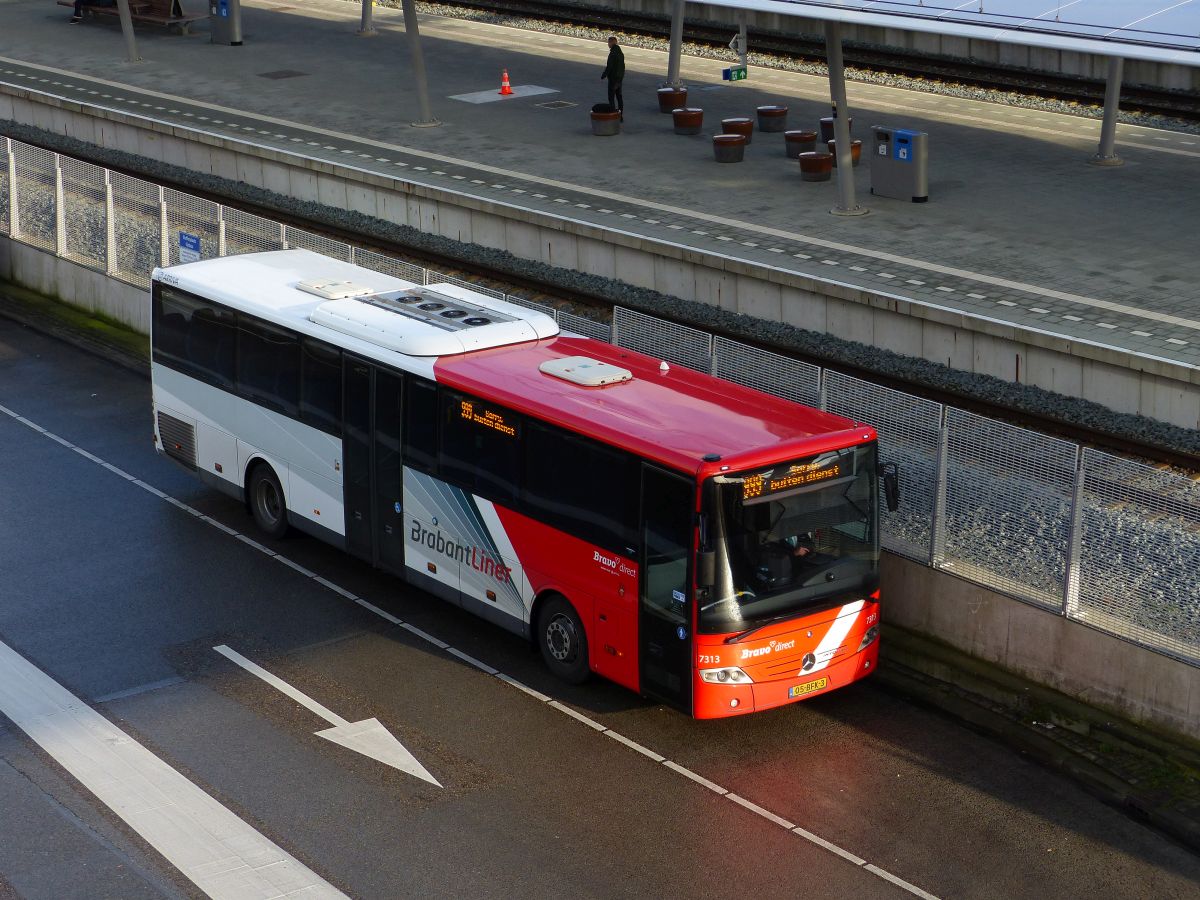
{"left": 537, "top": 596, "right": 590, "bottom": 684}
{"left": 248, "top": 464, "right": 288, "bottom": 539}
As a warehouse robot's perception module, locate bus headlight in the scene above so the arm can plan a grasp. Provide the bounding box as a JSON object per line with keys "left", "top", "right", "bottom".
{"left": 699, "top": 667, "right": 754, "bottom": 684}
{"left": 857, "top": 625, "right": 880, "bottom": 652}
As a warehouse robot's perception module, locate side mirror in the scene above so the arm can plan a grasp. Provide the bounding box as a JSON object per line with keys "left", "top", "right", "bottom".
{"left": 696, "top": 549, "right": 716, "bottom": 587}
{"left": 880, "top": 462, "right": 901, "bottom": 512}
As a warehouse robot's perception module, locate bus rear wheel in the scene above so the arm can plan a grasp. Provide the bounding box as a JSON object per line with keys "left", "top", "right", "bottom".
{"left": 537, "top": 596, "right": 590, "bottom": 684}
{"left": 249, "top": 464, "right": 289, "bottom": 539}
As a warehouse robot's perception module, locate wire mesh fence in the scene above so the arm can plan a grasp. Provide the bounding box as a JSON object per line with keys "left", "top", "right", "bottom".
{"left": 558, "top": 312, "right": 610, "bottom": 342}
{"left": 0, "top": 138, "right": 11, "bottom": 235}
{"left": 714, "top": 336, "right": 821, "bottom": 407}
{"left": 282, "top": 226, "right": 352, "bottom": 262}
{"left": 353, "top": 247, "right": 424, "bottom": 284}
{"left": 940, "top": 409, "right": 1077, "bottom": 610}
{"left": 12, "top": 143, "right": 56, "bottom": 252}
{"left": 60, "top": 156, "right": 107, "bottom": 270}
{"left": 222, "top": 207, "right": 286, "bottom": 257}
{"left": 1076, "top": 449, "right": 1200, "bottom": 664}
{"left": 4, "top": 136, "right": 1197, "bottom": 667}
{"left": 613, "top": 306, "right": 713, "bottom": 373}
{"left": 824, "top": 370, "right": 942, "bottom": 564}
{"left": 108, "top": 172, "right": 161, "bottom": 286}
{"left": 164, "top": 189, "right": 220, "bottom": 267}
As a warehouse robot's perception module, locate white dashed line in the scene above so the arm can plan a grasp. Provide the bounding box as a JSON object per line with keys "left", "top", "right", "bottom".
{"left": 1132, "top": 330, "right": 1153, "bottom": 337}
{"left": 1166, "top": 338, "right": 1189, "bottom": 345}
{"left": 996, "top": 300, "right": 1017, "bottom": 307}
{"left": 1029, "top": 307, "right": 1049, "bottom": 314}
{"left": 1062, "top": 314, "right": 1083, "bottom": 322}
{"left": 1096, "top": 323, "right": 1117, "bottom": 329}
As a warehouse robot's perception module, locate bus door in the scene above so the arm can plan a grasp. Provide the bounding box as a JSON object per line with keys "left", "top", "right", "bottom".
{"left": 342, "top": 356, "right": 405, "bottom": 574}
{"left": 638, "top": 465, "right": 694, "bottom": 712}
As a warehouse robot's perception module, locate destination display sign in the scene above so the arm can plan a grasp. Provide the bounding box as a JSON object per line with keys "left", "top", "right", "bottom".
{"left": 460, "top": 399, "right": 517, "bottom": 438}
{"left": 742, "top": 458, "right": 842, "bottom": 501}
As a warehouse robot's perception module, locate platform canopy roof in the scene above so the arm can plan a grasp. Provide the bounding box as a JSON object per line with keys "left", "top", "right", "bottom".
{"left": 707, "top": 1, "right": 1200, "bottom": 66}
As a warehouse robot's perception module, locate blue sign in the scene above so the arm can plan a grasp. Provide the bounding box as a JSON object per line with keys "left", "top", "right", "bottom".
{"left": 178, "top": 231, "right": 201, "bottom": 263}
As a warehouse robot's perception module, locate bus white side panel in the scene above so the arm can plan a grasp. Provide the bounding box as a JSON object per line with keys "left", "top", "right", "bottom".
{"left": 403, "top": 470, "right": 525, "bottom": 626}
{"left": 287, "top": 463, "right": 344, "bottom": 537}
{"left": 152, "top": 364, "right": 344, "bottom": 536}
{"left": 197, "top": 423, "right": 238, "bottom": 488}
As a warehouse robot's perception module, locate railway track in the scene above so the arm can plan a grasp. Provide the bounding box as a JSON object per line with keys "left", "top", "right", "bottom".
{"left": 422, "top": 0, "right": 1200, "bottom": 121}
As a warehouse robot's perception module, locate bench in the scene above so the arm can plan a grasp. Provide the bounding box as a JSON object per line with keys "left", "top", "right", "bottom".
{"left": 59, "top": 0, "right": 206, "bottom": 33}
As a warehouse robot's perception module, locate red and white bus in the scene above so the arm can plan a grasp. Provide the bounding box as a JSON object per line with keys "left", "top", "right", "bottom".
{"left": 150, "top": 249, "right": 896, "bottom": 718}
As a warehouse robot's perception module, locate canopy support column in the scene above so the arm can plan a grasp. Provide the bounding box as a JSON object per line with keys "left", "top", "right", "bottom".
{"left": 401, "top": 0, "right": 440, "bottom": 127}
{"left": 825, "top": 21, "right": 867, "bottom": 217}
{"left": 358, "top": 0, "right": 375, "bottom": 35}
{"left": 665, "top": 0, "right": 685, "bottom": 87}
{"left": 1091, "top": 56, "right": 1124, "bottom": 167}
{"left": 115, "top": 0, "right": 141, "bottom": 63}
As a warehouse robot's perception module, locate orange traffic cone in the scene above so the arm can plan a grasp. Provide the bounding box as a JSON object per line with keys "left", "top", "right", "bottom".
{"left": 499, "top": 69, "right": 513, "bottom": 96}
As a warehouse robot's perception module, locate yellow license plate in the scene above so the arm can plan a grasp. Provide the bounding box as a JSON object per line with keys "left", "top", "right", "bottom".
{"left": 788, "top": 677, "right": 828, "bottom": 698}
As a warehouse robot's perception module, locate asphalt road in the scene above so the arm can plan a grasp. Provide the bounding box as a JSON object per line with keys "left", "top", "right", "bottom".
{"left": 1, "top": 316, "right": 1198, "bottom": 899}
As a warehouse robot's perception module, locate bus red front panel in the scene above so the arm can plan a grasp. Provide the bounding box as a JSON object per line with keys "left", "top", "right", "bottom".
{"left": 691, "top": 598, "right": 880, "bottom": 719}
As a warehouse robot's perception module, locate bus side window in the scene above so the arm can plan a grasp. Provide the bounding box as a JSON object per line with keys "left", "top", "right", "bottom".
{"left": 152, "top": 285, "right": 190, "bottom": 368}
{"left": 188, "top": 306, "right": 237, "bottom": 390}
{"left": 439, "top": 391, "right": 521, "bottom": 505}
{"left": 236, "top": 314, "right": 299, "bottom": 415}
{"left": 299, "top": 338, "right": 342, "bottom": 436}
{"left": 403, "top": 378, "right": 439, "bottom": 473}
{"left": 524, "top": 422, "right": 637, "bottom": 555}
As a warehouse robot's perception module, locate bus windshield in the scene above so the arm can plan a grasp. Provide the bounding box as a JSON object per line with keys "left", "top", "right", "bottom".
{"left": 700, "top": 445, "right": 879, "bottom": 635}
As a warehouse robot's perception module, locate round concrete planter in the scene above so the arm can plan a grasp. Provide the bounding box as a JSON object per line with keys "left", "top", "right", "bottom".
{"left": 713, "top": 134, "right": 747, "bottom": 163}
{"left": 798, "top": 151, "right": 833, "bottom": 181}
{"left": 657, "top": 86, "right": 688, "bottom": 113}
{"left": 826, "top": 138, "right": 863, "bottom": 167}
{"left": 672, "top": 107, "right": 703, "bottom": 135}
{"left": 720, "top": 117, "right": 754, "bottom": 144}
{"left": 818, "top": 116, "right": 854, "bottom": 142}
{"left": 590, "top": 110, "right": 622, "bottom": 136}
{"left": 784, "top": 130, "right": 817, "bottom": 158}
{"left": 756, "top": 105, "right": 788, "bottom": 133}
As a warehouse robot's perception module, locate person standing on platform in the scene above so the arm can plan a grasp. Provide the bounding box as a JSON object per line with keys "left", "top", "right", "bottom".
{"left": 601, "top": 35, "right": 625, "bottom": 120}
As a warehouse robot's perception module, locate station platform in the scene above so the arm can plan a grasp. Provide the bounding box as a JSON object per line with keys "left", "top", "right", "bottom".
{"left": 1, "top": 0, "right": 1198, "bottom": 431}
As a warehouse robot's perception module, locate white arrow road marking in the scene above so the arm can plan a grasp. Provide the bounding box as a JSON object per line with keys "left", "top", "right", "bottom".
{"left": 213, "top": 645, "right": 440, "bottom": 787}
{"left": 0, "top": 639, "right": 346, "bottom": 900}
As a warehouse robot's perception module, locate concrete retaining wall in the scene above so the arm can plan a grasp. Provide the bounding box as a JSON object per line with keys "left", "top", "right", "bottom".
{"left": 882, "top": 553, "right": 1200, "bottom": 741}
{"left": 3, "top": 86, "right": 1199, "bottom": 432}
{"left": 0, "top": 240, "right": 148, "bottom": 332}
{"left": 588, "top": 0, "right": 1200, "bottom": 92}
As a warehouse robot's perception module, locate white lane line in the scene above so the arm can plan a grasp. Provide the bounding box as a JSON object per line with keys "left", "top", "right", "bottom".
{"left": 1, "top": 404, "right": 941, "bottom": 900}
{"left": 0, "top": 639, "right": 346, "bottom": 900}
{"left": 728, "top": 793, "right": 796, "bottom": 829}
{"left": 865, "top": 864, "right": 942, "bottom": 900}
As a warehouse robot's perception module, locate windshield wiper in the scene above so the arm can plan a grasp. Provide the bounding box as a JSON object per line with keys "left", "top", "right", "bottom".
{"left": 724, "top": 613, "right": 797, "bottom": 644}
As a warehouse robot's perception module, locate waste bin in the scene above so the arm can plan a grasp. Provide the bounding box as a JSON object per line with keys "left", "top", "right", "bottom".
{"left": 210, "top": 0, "right": 243, "bottom": 45}
{"left": 870, "top": 126, "right": 928, "bottom": 202}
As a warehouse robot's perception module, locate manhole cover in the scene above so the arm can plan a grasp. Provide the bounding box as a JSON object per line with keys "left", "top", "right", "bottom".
{"left": 537, "top": 100, "right": 577, "bottom": 109}
{"left": 257, "top": 70, "right": 308, "bottom": 80}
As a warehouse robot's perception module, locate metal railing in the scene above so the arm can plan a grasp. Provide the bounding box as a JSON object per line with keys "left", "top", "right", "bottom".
{"left": 3, "top": 135, "right": 1197, "bottom": 667}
